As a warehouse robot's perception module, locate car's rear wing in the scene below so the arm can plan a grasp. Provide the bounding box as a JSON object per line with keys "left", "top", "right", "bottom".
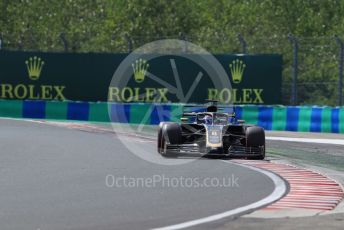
{"left": 182, "top": 112, "right": 197, "bottom": 116}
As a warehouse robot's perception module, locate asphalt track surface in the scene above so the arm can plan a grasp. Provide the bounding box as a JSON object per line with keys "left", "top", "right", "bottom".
{"left": 0, "top": 119, "right": 277, "bottom": 230}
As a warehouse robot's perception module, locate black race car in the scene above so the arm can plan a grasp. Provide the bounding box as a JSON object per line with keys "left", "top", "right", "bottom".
{"left": 157, "top": 100, "right": 265, "bottom": 159}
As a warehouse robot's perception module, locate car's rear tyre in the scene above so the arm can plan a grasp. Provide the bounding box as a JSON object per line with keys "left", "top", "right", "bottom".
{"left": 246, "top": 126, "right": 265, "bottom": 160}
{"left": 160, "top": 123, "right": 182, "bottom": 157}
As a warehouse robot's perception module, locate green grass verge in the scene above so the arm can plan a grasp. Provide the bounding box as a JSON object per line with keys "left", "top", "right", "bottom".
{"left": 267, "top": 148, "right": 344, "bottom": 172}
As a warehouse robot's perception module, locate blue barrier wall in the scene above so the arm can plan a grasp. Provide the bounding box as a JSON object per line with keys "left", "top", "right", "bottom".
{"left": 0, "top": 100, "right": 343, "bottom": 133}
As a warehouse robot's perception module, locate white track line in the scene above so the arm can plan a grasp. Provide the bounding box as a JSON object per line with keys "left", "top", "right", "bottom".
{"left": 266, "top": 136, "right": 344, "bottom": 145}
{"left": 151, "top": 161, "right": 287, "bottom": 230}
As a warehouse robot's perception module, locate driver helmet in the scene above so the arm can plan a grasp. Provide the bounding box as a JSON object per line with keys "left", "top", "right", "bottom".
{"left": 204, "top": 115, "right": 213, "bottom": 125}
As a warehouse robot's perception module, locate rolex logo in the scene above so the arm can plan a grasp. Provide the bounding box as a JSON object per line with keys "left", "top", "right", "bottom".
{"left": 132, "top": 58, "right": 149, "bottom": 83}
{"left": 229, "top": 59, "right": 246, "bottom": 84}
{"left": 25, "top": 56, "right": 45, "bottom": 80}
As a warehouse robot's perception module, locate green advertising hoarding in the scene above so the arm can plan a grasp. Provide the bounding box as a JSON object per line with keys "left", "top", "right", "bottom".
{"left": 0, "top": 51, "right": 282, "bottom": 104}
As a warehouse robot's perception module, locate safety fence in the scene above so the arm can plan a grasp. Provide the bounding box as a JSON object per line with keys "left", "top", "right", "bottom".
{"left": 0, "top": 100, "right": 343, "bottom": 133}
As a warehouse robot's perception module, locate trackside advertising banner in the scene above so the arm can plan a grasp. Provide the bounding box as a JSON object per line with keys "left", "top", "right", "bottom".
{"left": 0, "top": 51, "right": 282, "bottom": 104}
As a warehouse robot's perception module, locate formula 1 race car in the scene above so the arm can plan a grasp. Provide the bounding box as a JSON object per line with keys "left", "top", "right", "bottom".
{"left": 157, "top": 100, "right": 265, "bottom": 159}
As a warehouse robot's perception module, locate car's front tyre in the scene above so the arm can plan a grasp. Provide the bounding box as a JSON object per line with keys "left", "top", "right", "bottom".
{"left": 246, "top": 126, "right": 265, "bottom": 160}
{"left": 160, "top": 123, "right": 182, "bottom": 158}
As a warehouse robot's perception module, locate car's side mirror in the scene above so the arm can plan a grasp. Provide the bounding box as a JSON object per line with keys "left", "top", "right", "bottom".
{"left": 237, "top": 119, "right": 245, "bottom": 124}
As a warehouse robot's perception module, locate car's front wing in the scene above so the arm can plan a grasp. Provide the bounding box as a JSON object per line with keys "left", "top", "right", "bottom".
{"left": 165, "top": 143, "right": 264, "bottom": 157}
